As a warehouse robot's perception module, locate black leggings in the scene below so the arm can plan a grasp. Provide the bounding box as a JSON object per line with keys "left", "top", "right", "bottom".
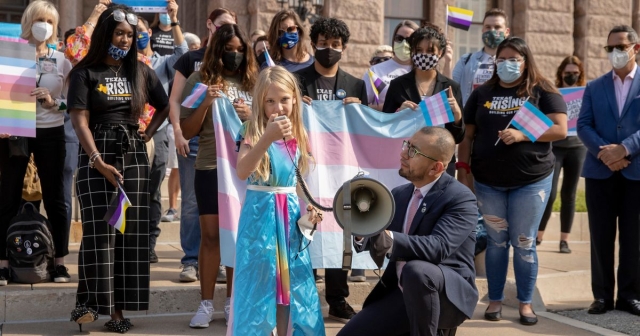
{"left": 0, "top": 126, "right": 69, "bottom": 259}
{"left": 539, "top": 145, "right": 587, "bottom": 233}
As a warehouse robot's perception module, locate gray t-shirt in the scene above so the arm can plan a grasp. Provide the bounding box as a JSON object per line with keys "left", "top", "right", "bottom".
{"left": 315, "top": 75, "right": 337, "bottom": 100}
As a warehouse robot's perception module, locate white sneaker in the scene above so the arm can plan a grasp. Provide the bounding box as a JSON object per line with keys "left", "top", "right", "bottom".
{"left": 189, "top": 300, "right": 214, "bottom": 328}
{"left": 224, "top": 297, "right": 231, "bottom": 326}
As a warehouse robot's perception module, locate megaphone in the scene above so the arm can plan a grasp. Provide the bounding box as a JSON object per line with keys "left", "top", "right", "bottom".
{"left": 332, "top": 175, "right": 395, "bottom": 270}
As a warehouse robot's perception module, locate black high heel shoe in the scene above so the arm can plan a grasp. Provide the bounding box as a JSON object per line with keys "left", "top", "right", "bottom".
{"left": 519, "top": 311, "right": 538, "bottom": 325}
{"left": 484, "top": 307, "right": 502, "bottom": 321}
{"left": 71, "top": 306, "right": 99, "bottom": 332}
{"left": 105, "top": 319, "right": 133, "bottom": 333}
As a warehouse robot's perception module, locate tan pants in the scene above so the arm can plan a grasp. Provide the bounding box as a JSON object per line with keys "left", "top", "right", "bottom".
{"left": 146, "top": 138, "right": 155, "bottom": 164}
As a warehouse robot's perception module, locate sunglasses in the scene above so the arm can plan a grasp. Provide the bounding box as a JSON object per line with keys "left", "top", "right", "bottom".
{"left": 603, "top": 44, "right": 634, "bottom": 53}
{"left": 393, "top": 35, "right": 409, "bottom": 43}
{"left": 370, "top": 56, "right": 392, "bottom": 65}
{"left": 402, "top": 141, "right": 438, "bottom": 161}
{"left": 104, "top": 9, "right": 138, "bottom": 26}
{"left": 278, "top": 25, "right": 298, "bottom": 35}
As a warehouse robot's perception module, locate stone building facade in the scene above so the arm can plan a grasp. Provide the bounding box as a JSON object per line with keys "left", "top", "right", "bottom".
{"left": 3, "top": 0, "right": 640, "bottom": 80}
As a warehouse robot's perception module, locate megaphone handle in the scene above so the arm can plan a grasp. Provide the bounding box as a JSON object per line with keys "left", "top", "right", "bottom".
{"left": 342, "top": 180, "right": 353, "bottom": 271}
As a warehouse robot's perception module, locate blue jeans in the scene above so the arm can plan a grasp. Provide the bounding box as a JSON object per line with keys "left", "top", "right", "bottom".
{"left": 474, "top": 173, "right": 553, "bottom": 303}
{"left": 178, "top": 149, "right": 200, "bottom": 265}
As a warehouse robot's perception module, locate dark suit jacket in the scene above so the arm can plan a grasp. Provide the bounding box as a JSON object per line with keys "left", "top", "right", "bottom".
{"left": 381, "top": 70, "right": 465, "bottom": 144}
{"left": 294, "top": 64, "right": 368, "bottom": 103}
{"left": 356, "top": 173, "right": 479, "bottom": 318}
{"left": 577, "top": 67, "right": 640, "bottom": 180}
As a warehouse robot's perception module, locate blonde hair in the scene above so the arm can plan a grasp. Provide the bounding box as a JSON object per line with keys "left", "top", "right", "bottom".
{"left": 21, "top": 0, "right": 59, "bottom": 45}
{"left": 372, "top": 44, "right": 393, "bottom": 57}
{"left": 245, "top": 66, "right": 313, "bottom": 182}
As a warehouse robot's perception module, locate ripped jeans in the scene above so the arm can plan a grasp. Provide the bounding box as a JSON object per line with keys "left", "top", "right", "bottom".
{"left": 474, "top": 173, "right": 552, "bottom": 303}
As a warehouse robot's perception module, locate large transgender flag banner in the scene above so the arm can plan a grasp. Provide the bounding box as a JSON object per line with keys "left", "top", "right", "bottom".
{"left": 0, "top": 23, "right": 36, "bottom": 137}
{"left": 559, "top": 87, "right": 585, "bottom": 137}
{"left": 213, "top": 98, "right": 426, "bottom": 269}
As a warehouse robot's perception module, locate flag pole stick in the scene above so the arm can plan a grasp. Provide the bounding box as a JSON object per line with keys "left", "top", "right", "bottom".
{"left": 494, "top": 97, "right": 530, "bottom": 146}
{"left": 445, "top": 5, "right": 449, "bottom": 38}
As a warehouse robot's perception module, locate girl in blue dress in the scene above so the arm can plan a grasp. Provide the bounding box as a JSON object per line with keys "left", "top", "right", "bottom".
{"left": 228, "top": 66, "right": 325, "bottom": 335}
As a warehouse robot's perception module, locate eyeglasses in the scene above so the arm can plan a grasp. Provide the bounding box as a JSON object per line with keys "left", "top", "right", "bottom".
{"left": 495, "top": 57, "right": 524, "bottom": 64}
{"left": 278, "top": 25, "right": 298, "bottom": 36}
{"left": 370, "top": 56, "right": 392, "bottom": 65}
{"left": 393, "top": 35, "right": 409, "bottom": 43}
{"left": 104, "top": 9, "right": 138, "bottom": 26}
{"left": 603, "top": 44, "right": 634, "bottom": 53}
{"left": 402, "top": 141, "right": 438, "bottom": 161}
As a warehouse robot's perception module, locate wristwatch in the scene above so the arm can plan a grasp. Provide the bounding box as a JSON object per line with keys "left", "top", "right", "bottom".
{"left": 171, "top": 21, "right": 180, "bottom": 27}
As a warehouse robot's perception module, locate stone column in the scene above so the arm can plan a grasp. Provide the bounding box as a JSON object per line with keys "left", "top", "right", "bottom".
{"left": 509, "top": 0, "right": 574, "bottom": 81}
{"left": 581, "top": 0, "right": 632, "bottom": 80}
{"left": 58, "top": 0, "right": 83, "bottom": 34}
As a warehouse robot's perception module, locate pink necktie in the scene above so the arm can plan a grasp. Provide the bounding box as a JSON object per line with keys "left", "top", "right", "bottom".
{"left": 397, "top": 189, "right": 423, "bottom": 290}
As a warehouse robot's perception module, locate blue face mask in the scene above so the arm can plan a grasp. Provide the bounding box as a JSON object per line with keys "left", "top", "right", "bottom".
{"left": 137, "top": 32, "right": 150, "bottom": 50}
{"left": 279, "top": 31, "right": 299, "bottom": 50}
{"left": 159, "top": 13, "right": 171, "bottom": 25}
{"left": 108, "top": 43, "right": 129, "bottom": 61}
{"left": 496, "top": 60, "right": 522, "bottom": 83}
{"left": 46, "top": 43, "right": 58, "bottom": 50}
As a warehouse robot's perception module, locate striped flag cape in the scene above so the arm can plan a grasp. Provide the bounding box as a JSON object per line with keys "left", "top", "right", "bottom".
{"left": 181, "top": 82, "right": 208, "bottom": 108}
{"left": 263, "top": 41, "right": 276, "bottom": 67}
{"left": 212, "top": 98, "right": 426, "bottom": 268}
{"left": 417, "top": 89, "right": 455, "bottom": 126}
{"left": 511, "top": 101, "right": 553, "bottom": 142}
{"left": 367, "top": 69, "right": 387, "bottom": 105}
{"left": 447, "top": 6, "right": 474, "bottom": 31}
{"left": 0, "top": 22, "right": 37, "bottom": 137}
{"left": 103, "top": 182, "right": 131, "bottom": 233}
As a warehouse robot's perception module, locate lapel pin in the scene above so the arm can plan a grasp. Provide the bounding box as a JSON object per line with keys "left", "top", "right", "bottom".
{"left": 421, "top": 206, "right": 426, "bottom": 213}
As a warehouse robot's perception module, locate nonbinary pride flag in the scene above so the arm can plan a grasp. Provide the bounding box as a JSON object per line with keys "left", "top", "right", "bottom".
{"left": 368, "top": 70, "right": 387, "bottom": 105}
{"left": 447, "top": 6, "right": 474, "bottom": 31}
{"left": 103, "top": 182, "right": 131, "bottom": 233}
{"left": 181, "top": 83, "right": 208, "bottom": 108}
{"left": 418, "top": 89, "right": 454, "bottom": 126}
{"left": 511, "top": 101, "right": 553, "bottom": 142}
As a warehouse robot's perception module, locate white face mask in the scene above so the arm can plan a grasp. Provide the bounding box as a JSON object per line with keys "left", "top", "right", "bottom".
{"left": 608, "top": 47, "right": 631, "bottom": 70}
{"left": 31, "top": 22, "right": 53, "bottom": 42}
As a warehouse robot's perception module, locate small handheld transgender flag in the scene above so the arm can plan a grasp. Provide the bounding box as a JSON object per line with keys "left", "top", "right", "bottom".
{"left": 447, "top": 6, "right": 474, "bottom": 31}
{"left": 181, "top": 83, "right": 208, "bottom": 109}
{"left": 368, "top": 70, "right": 387, "bottom": 105}
{"left": 496, "top": 100, "right": 553, "bottom": 145}
{"left": 418, "top": 89, "right": 455, "bottom": 126}
{"left": 103, "top": 181, "right": 131, "bottom": 233}
{"left": 263, "top": 41, "right": 276, "bottom": 67}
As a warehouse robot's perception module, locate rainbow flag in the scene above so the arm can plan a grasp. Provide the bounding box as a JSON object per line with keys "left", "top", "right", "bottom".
{"left": 212, "top": 97, "right": 426, "bottom": 269}
{"left": 103, "top": 183, "right": 131, "bottom": 233}
{"left": 447, "top": 6, "right": 474, "bottom": 31}
{"left": 417, "top": 89, "right": 454, "bottom": 126}
{"left": 368, "top": 70, "right": 387, "bottom": 105}
{"left": 117, "top": 0, "right": 167, "bottom": 12}
{"left": 263, "top": 42, "right": 276, "bottom": 67}
{"left": 0, "top": 23, "right": 37, "bottom": 138}
{"left": 181, "top": 83, "right": 208, "bottom": 108}
{"left": 511, "top": 101, "right": 553, "bottom": 142}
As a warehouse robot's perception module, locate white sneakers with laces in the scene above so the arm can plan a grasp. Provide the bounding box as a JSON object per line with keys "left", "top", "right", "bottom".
{"left": 190, "top": 300, "right": 214, "bottom": 328}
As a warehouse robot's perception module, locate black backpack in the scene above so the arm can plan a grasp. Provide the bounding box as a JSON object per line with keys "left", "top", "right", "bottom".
{"left": 6, "top": 203, "right": 55, "bottom": 283}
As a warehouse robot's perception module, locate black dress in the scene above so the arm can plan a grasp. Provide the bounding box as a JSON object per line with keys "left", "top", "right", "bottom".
{"left": 67, "top": 64, "right": 168, "bottom": 314}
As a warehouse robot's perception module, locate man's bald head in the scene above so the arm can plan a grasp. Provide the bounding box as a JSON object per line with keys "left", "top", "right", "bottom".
{"left": 417, "top": 127, "right": 456, "bottom": 166}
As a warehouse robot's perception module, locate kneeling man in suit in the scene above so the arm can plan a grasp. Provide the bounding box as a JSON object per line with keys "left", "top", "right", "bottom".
{"left": 338, "top": 127, "right": 478, "bottom": 336}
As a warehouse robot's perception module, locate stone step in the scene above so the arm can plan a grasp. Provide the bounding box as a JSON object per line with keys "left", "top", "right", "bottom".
{"left": 0, "top": 241, "right": 596, "bottom": 323}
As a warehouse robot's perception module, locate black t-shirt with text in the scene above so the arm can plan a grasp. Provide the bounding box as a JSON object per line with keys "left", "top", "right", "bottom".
{"left": 173, "top": 46, "right": 206, "bottom": 78}
{"left": 463, "top": 83, "right": 567, "bottom": 187}
{"left": 67, "top": 63, "right": 169, "bottom": 126}
{"left": 315, "top": 75, "right": 337, "bottom": 100}
{"left": 151, "top": 27, "right": 176, "bottom": 57}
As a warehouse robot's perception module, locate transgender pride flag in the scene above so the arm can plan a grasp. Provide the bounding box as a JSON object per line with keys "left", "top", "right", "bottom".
{"left": 511, "top": 101, "right": 553, "bottom": 142}
{"left": 418, "top": 89, "right": 454, "bottom": 126}
{"left": 181, "top": 83, "right": 208, "bottom": 108}
{"left": 263, "top": 42, "right": 276, "bottom": 67}
{"left": 212, "top": 98, "right": 426, "bottom": 268}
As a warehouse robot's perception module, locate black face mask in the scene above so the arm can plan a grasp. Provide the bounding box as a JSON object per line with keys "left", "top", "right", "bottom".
{"left": 563, "top": 73, "right": 579, "bottom": 86}
{"left": 314, "top": 47, "right": 342, "bottom": 68}
{"left": 256, "top": 52, "right": 267, "bottom": 67}
{"left": 222, "top": 51, "right": 244, "bottom": 72}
